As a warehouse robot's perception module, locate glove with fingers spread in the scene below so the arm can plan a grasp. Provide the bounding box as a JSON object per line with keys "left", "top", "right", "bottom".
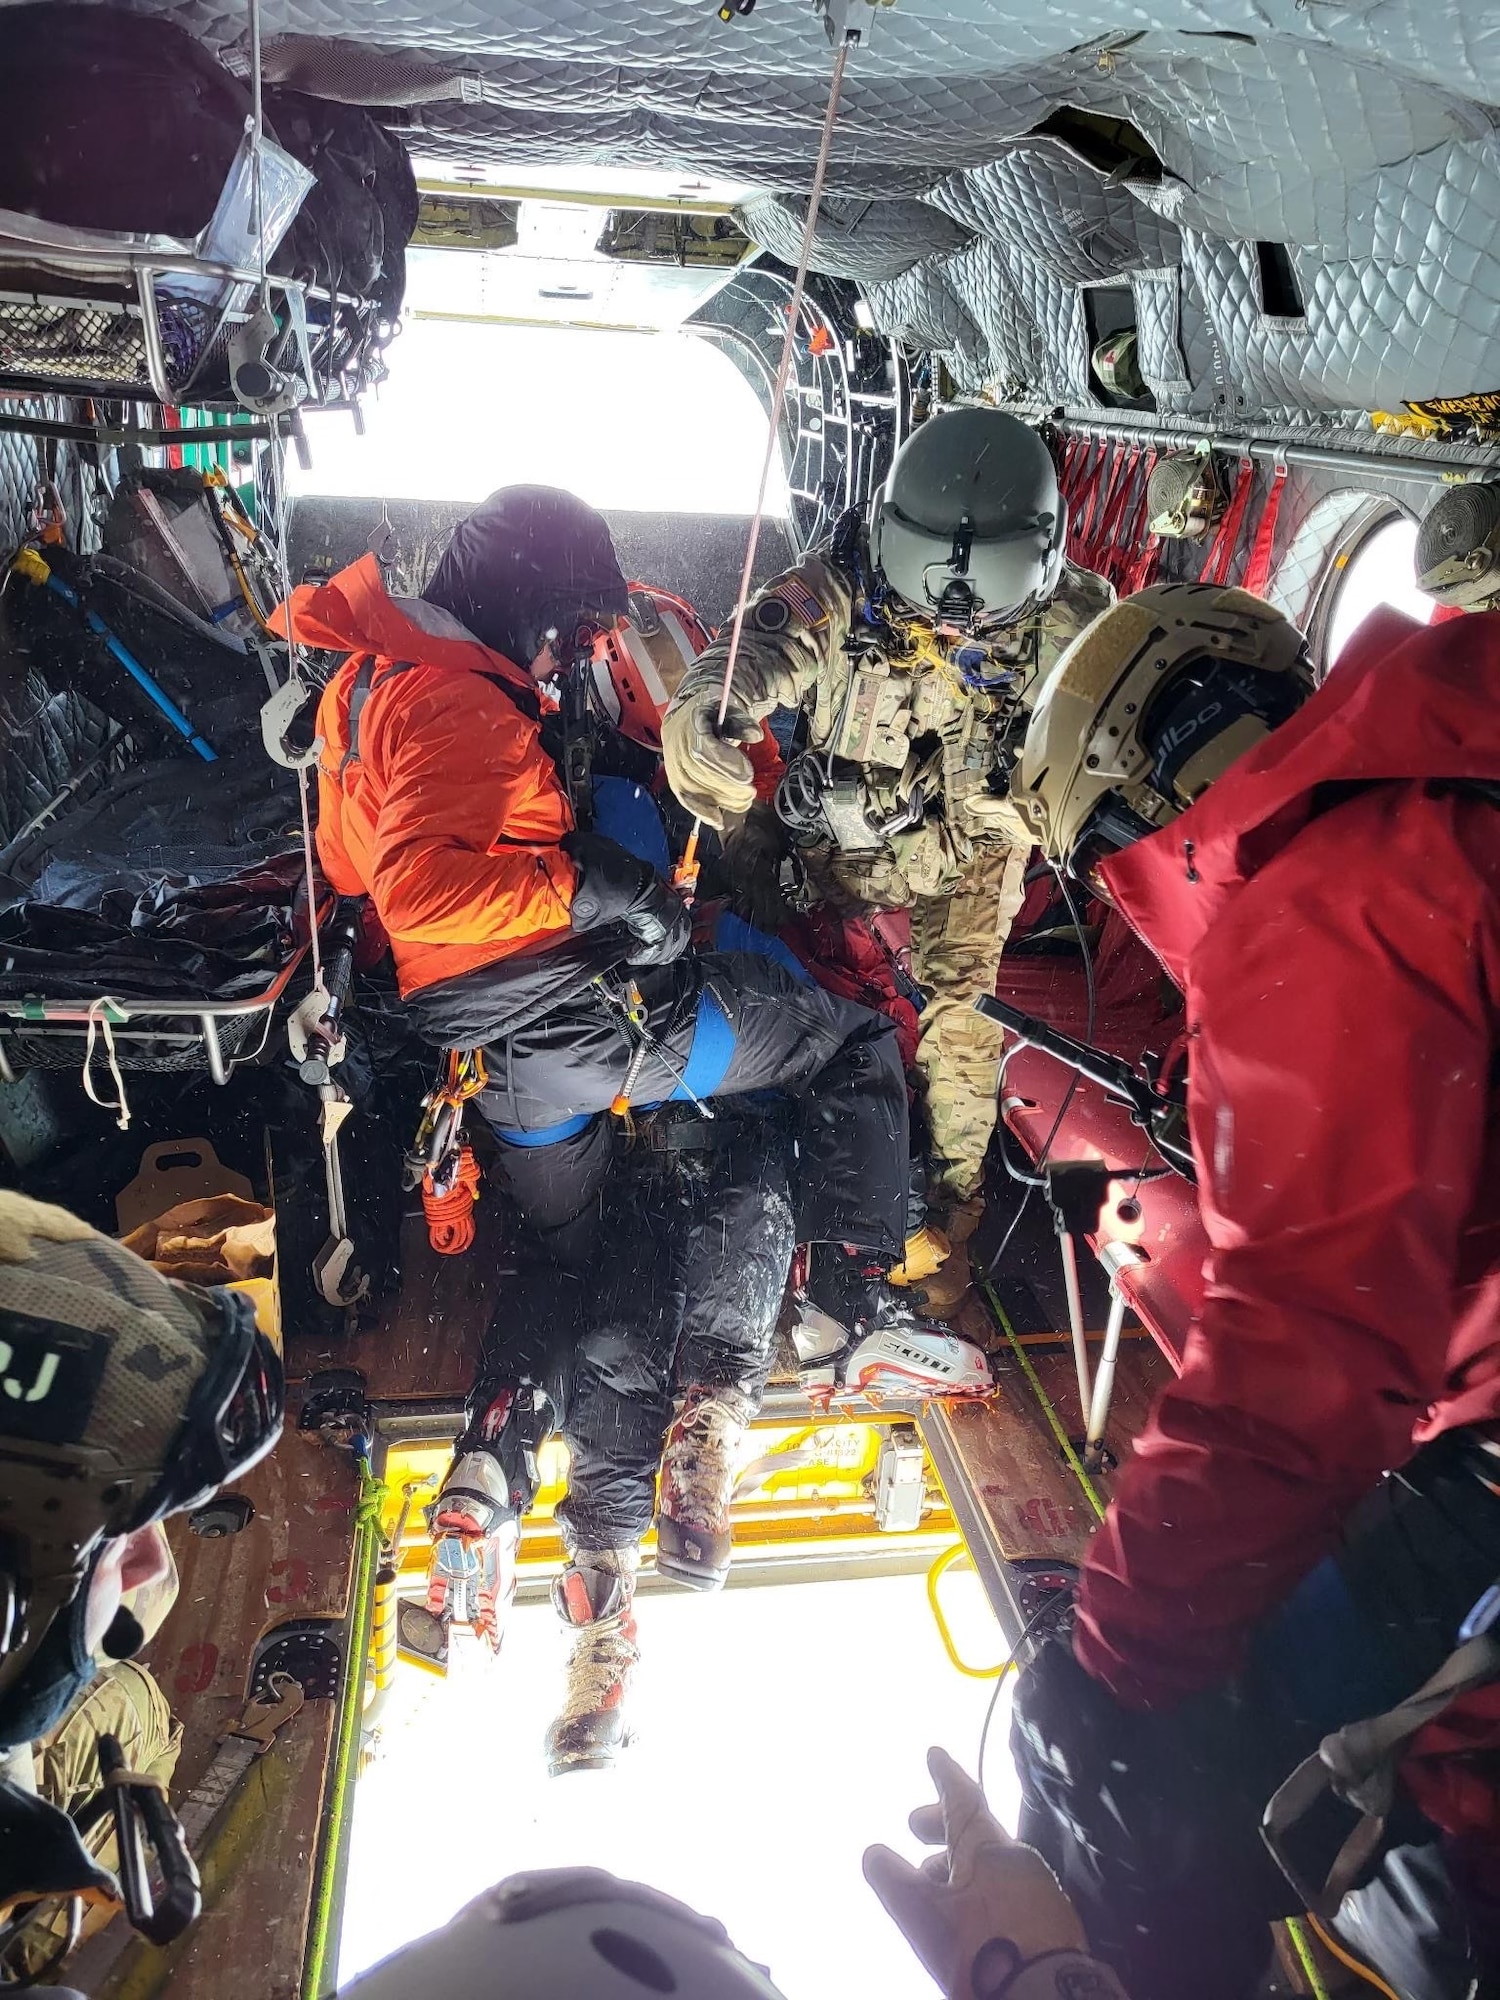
{"left": 563, "top": 831, "right": 690, "bottom": 968}
{"left": 864, "top": 1745, "right": 1128, "bottom": 2000}
{"left": 660, "top": 648, "right": 798, "bottom": 832}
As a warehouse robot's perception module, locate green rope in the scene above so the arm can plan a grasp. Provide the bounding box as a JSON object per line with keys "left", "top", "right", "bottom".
{"left": 1285, "top": 1917, "right": 1334, "bottom": 2000}
{"left": 301, "top": 1455, "right": 384, "bottom": 2000}
{"left": 980, "top": 1280, "right": 1107, "bottom": 1522}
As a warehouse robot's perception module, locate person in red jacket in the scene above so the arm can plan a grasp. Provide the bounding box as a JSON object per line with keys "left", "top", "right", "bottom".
{"left": 1003, "top": 583, "right": 1500, "bottom": 1998}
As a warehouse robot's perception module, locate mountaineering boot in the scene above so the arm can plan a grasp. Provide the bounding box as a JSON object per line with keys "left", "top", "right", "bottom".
{"left": 918, "top": 1195, "right": 985, "bottom": 1312}
{"left": 422, "top": 1449, "right": 520, "bottom": 1656}
{"left": 793, "top": 1247, "right": 991, "bottom": 1400}
{"left": 655, "top": 1384, "right": 754, "bottom": 1592}
{"left": 545, "top": 1547, "right": 641, "bottom": 1777}
{"left": 839, "top": 1296, "right": 992, "bottom": 1399}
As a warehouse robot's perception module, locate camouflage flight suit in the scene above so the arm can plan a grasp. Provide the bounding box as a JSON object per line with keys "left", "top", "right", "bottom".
{"left": 11, "top": 1661, "right": 183, "bottom": 1975}
{"left": 700, "top": 548, "right": 1112, "bottom": 1206}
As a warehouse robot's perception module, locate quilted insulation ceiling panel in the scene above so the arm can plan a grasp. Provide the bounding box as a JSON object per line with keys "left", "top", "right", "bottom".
{"left": 13, "top": 0, "right": 1500, "bottom": 426}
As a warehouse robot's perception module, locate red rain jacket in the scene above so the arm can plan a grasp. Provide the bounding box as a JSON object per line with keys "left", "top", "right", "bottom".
{"left": 276, "top": 557, "right": 577, "bottom": 997}
{"left": 1074, "top": 609, "right": 1500, "bottom": 1836}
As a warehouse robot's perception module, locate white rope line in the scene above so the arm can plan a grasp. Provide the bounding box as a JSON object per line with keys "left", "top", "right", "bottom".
{"left": 247, "top": 0, "right": 269, "bottom": 315}
{"left": 82, "top": 1000, "right": 131, "bottom": 1131}
{"left": 246, "top": 0, "right": 323, "bottom": 986}
{"left": 712, "top": 34, "right": 852, "bottom": 734}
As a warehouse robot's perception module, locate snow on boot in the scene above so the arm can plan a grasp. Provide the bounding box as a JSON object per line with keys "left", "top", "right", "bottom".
{"left": 655, "top": 1385, "right": 753, "bottom": 1592}
{"left": 423, "top": 1449, "right": 519, "bottom": 1656}
{"left": 545, "top": 1549, "right": 641, "bottom": 1777}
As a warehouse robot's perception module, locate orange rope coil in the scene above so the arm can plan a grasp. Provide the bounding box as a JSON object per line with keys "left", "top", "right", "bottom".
{"left": 423, "top": 1145, "right": 482, "bottom": 1255}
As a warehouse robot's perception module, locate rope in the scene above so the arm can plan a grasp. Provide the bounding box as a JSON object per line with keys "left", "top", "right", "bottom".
{"left": 82, "top": 999, "right": 131, "bottom": 1131}
{"left": 265, "top": 432, "right": 323, "bottom": 990}
{"left": 1284, "top": 1917, "right": 1334, "bottom": 2000}
{"left": 1302, "top": 1914, "right": 1401, "bottom": 2000}
{"left": 423, "top": 1145, "right": 482, "bottom": 1255}
{"left": 244, "top": 0, "right": 322, "bottom": 988}
{"left": 980, "top": 1279, "right": 1107, "bottom": 1522}
{"left": 677, "top": 33, "right": 852, "bottom": 890}
{"left": 302, "top": 1450, "right": 383, "bottom": 2000}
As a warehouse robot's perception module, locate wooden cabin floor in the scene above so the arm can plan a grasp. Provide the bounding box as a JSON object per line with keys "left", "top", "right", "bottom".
{"left": 934, "top": 1285, "right": 1170, "bottom": 1572}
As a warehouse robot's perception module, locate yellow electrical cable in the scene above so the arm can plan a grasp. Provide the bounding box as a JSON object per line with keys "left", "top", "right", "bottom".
{"left": 1303, "top": 1914, "right": 1402, "bottom": 2000}
{"left": 980, "top": 1280, "right": 1108, "bottom": 1521}
{"left": 1284, "top": 1917, "right": 1334, "bottom": 2000}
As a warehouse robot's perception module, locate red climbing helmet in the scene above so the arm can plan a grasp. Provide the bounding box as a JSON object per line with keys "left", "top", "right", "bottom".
{"left": 591, "top": 584, "right": 712, "bottom": 752}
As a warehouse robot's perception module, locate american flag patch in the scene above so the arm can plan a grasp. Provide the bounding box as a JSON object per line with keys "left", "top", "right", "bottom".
{"left": 774, "top": 575, "right": 830, "bottom": 630}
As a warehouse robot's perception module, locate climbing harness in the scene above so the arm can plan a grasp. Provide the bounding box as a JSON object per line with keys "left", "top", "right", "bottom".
{"left": 593, "top": 973, "right": 715, "bottom": 1123}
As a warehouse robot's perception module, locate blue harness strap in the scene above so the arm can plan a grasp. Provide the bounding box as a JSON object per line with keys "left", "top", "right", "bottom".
{"left": 492, "top": 1112, "right": 594, "bottom": 1148}
{"left": 671, "top": 984, "right": 736, "bottom": 1102}
{"left": 712, "top": 910, "right": 812, "bottom": 987}
{"left": 592, "top": 775, "right": 671, "bottom": 879}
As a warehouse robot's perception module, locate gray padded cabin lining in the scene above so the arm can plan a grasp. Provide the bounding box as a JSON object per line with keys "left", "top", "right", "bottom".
{"left": 9, "top": 0, "right": 1500, "bottom": 424}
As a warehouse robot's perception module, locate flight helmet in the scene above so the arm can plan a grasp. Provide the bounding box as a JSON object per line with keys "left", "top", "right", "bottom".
{"left": 1012, "top": 582, "right": 1313, "bottom": 883}
{"left": 869, "top": 409, "right": 1066, "bottom": 632}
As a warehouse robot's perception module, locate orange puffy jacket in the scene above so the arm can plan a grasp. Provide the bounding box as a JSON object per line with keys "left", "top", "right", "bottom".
{"left": 275, "top": 556, "right": 577, "bottom": 997}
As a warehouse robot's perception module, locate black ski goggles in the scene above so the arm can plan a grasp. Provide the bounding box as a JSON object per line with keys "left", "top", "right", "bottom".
{"left": 136, "top": 1288, "right": 285, "bottom": 1528}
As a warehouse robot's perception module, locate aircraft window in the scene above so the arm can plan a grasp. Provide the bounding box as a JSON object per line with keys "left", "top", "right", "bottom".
{"left": 1255, "top": 240, "right": 1305, "bottom": 320}
{"left": 1323, "top": 511, "right": 1435, "bottom": 668}
{"left": 1085, "top": 288, "right": 1152, "bottom": 409}
{"left": 288, "top": 314, "right": 787, "bottom": 516}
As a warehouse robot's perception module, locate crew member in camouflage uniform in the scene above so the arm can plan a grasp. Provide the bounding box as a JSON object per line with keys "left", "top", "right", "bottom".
{"left": 662, "top": 408, "right": 1112, "bottom": 1308}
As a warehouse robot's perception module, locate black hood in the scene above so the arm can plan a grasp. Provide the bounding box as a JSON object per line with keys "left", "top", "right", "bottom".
{"left": 423, "top": 486, "right": 628, "bottom": 669}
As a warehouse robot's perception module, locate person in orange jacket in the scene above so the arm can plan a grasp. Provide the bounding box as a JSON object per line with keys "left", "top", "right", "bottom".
{"left": 278, "top": 488, "right": 934, "bottom": 1381}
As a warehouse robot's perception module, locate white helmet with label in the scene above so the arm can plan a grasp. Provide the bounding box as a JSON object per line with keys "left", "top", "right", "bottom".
{"left": 870, "top": 408, "right": 1066, "bottom": 632}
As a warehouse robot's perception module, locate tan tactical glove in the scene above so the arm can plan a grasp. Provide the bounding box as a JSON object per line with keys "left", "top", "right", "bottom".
{"left": 865, "top": 1746, "right": 1126, "bottom": 2000}
{"left": 660, "top": 647, "right": 797, "bottom": 831}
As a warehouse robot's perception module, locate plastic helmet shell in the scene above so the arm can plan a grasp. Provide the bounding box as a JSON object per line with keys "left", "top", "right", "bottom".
{"left": 591, "top": 584, "right": 712, "bottom": 751}
{"left": 340, "top": 1869, "right": 787, "bottom": 2000}
{"left": 870, "top": 408, "right": 1065, "bottom": 630}
{"left": 1013, "top": 581, "right": 1312, "bottom": 870}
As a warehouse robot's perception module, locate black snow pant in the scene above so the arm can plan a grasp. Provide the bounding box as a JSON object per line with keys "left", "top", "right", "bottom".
{"left": 467, "top": 951, "right": 907, "bottom": 1266}
{"left": 558, "top": 1112, "right": 795, "bottom": 1551}
{"left": 457, "top": 1112, "right": 795, "bottom": 1555}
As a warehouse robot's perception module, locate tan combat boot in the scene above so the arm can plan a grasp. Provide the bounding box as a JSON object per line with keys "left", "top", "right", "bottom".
{"left": 917, "top": 1196, "right": 985, "bottom": 1312}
